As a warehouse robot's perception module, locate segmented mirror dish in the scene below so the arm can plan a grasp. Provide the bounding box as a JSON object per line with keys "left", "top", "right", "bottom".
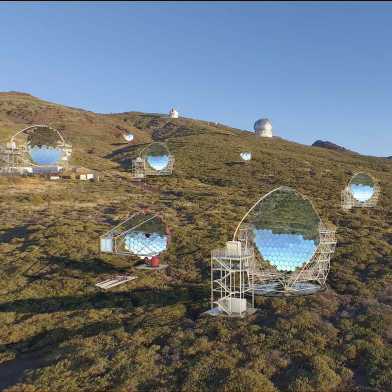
{"left": 26, "top": 126, "right": 68, "bottom": 165}
{"left": 237, "top": 187, "right": 320, "bottom": 271}
{"left": 349, "top": 173, "right": 375, "bottom": 202}
{"left": 121, "top": 214, "right": 168, "bottom": 258}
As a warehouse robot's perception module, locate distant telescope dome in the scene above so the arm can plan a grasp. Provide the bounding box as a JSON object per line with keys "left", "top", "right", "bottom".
{"left": 240, "top": 152, "right": 252, "bottom": 161}
{"left": 169, "top": 108, "right": 179, "bottom": 118}
{"left": 254, "top": 118, "right": 273, "bottom": 138}
{"left": 123, "top": 133, "right": 134, "bottom": 142}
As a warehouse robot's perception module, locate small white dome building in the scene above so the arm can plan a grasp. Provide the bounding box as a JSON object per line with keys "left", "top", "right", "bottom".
{"left": 240, "top": 152, "right": 252, "bottom": 161}
{"left": 123, "top": 133, "right": 134, "bottom": 142}
{"left": 169, "top": 108, "right": 179, "bottom": 119}
{"left": 254, "top": 118, "right": 273, "bottom": 138}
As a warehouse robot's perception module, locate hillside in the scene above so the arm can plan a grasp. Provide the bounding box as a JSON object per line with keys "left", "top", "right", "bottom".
{"left": 0, "top": 92, "right": 391, "bottom": 392}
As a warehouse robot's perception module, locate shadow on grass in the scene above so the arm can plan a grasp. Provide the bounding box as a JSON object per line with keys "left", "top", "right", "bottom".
{"left": 0, "top": 225, "right": 39, "bottom": 251}
{"left": 0, "top": 320, "right": 121, "bottom": 390}
{"left": 0, "top": 353, "right": 56, "bottom": 390}
{"left": 0, "top": 225, "right": 30, "bottom": 243}
{"left": 48, "top": 256, "right": 129, "bottom": 275}
{"left": 1, "top": 320, "right": 122, "bottom": 354}
{"left": 0, "top": 285, "right": 208, "bottom": 389}
{"left": 104, "top": 142, "right": 145, "bottom": 161}
{"left": 0, "top": 285, "right": 207, "bottom": 315}
{"left": 224, "top": 161, "right": 245, "bottom": 166}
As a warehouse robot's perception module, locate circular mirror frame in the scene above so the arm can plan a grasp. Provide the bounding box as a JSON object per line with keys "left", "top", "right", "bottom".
{"left": 10, "top": 125, "right": 72, "bottom": 169}
{"left": 341, "top": 171, "right": 380, "bottom": 210}
{"left": 132, "top": 141, "right": 174, "bottom": 177}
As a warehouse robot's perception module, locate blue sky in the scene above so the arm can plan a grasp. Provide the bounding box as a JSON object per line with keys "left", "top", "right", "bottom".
{"left": 0, "top": 2, "right": 391, "bottom": 156}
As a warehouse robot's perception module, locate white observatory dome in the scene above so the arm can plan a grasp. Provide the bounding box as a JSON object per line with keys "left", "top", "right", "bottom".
{"left": 169, "top": 108, "right": 179, "bottom": 119}
{"left": 254, "top": 118, "right": 273, "bottom": 138}
{"left": 240, "top": 152, "right": 252, "bottom": 161}
{"left": 123, "top": 133, "right": 134, "bottom": 142}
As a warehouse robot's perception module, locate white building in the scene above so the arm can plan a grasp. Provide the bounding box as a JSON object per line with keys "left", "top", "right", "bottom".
{"left": 169, "top": 108, "right": 179, "bottom": 119}
{"left": 254, "top": 118, "right": 273, "bottom": 138}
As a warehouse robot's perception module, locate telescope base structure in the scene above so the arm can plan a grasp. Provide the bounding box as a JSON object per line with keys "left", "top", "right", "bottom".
{"left": 203, "top": 305, "right": 257, "bottom": 318}
{"left": 209, "top": 241, "right": 255, "bottom": 318}
{"left": 249, "top": 224, "right": 336, "bottom": 297}
{"left": 130, "top": 155, "right": 174, "bottom": 180}
{"left": 252, "top": 281, "right": 324, "bottom": 297}
{"left": 0, "top": 125, "right": 72, "bottom": 176}
{"left": 341, "top": 186, "right": 380, "bottom": 211}
{"left": 0, "top": 143, "right": 31, "bottom": 175}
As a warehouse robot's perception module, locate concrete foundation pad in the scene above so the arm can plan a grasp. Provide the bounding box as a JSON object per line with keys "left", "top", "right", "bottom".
{"left": 202, "top": 307, "right": 257, "bottom": 318}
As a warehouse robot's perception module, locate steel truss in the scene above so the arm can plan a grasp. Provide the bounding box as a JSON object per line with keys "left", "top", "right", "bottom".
{"left": 209, "top": 188, "right": 338, "bottom": 315}
{"left": 210, "top": 241, "right": 255, "bottom": 317}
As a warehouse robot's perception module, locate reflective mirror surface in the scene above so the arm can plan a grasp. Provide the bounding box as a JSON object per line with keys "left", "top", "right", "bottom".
{"left": 28, "top": 146, "right": 65, "bottom": 165}
{"left": 350, "top": 173, "right": 375, "bottom": 202}
{"left": 240, "top": 152, "right": 252, "bottom": 161}
{"left": 240, "top": 187, "right": 320, "bottom": 271}
{"left": 146, "top": 155, "right": 169, "bottom": 171}
{"left": 144, "top": 143, "right": 170, "bottom": 171}
{"left": 26, "top": 127, "right": 67, "bottom": 165}
{"left": 122, "top": 214, "right": 168, "bottom": 258}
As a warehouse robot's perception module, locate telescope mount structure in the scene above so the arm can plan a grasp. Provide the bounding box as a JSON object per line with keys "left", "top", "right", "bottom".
{"left": 207, "top": 187, "right": 337, "bottom": 317}
{"left": 131, "top": 142, "right": 174, "bottom": 180}
{"left": 341, "top": 172, "right": 380, "bottom": 210}
{"left": 0, "top": 125, "right": 72, "bottom": 175}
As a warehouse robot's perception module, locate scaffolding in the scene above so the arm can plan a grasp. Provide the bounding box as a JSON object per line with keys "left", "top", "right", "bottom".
{"left": 0, "top": 142, "right": 31, "bottom": 175}
{"left": 209, "top": 240, "right": 255, "bottom": 317}
{"left": 131, "top": 157, "right": 146, "bottom": 179}
{"left": 341, "top": 172, "right": 380, "bottom": 210}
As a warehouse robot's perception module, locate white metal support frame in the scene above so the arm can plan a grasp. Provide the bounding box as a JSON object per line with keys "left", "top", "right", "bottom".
{"left": 210, "top": 241, "right": 255, "bottom": 317}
